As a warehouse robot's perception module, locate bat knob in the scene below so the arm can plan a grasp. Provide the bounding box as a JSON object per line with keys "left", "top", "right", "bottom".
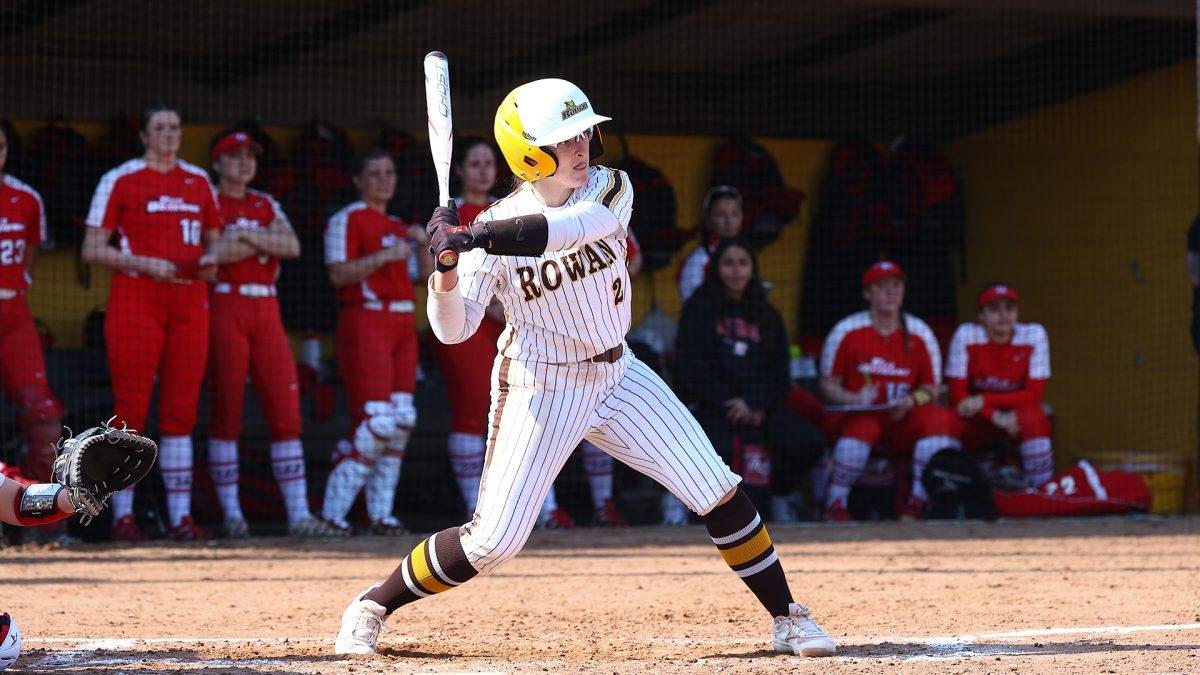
{"left": 438, "top": 249, "right": 459, "bottom": 268}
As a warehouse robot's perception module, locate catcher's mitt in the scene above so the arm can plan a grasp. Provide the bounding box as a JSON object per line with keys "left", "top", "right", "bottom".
{"left": 52, "top": 418, "right": 158, "bottom": 524}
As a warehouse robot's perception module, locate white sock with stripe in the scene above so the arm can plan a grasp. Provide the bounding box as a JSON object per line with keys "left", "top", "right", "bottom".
{"left": 447, "top": 432, "right": 484, "bottom": 514}
{"left": 208, "top": 439, "right": 243, "bottom": 522}
{"left": 825, "top": 437, "right": 871, "bottom": 508}
{"left": 1019, "top": 437, "right": 1054, "bottom": 486}
{"left": 159, "top": 435, "right": 194, "bottom": 527}
{"left": 110, "top": 487, "right": 134, "bottom": 520}
{"left": 270, "top": 439, "right": 312, "bottom": 523}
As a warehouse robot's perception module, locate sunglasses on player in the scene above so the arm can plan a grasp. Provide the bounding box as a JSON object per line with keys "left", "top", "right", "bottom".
{"left": 549, "top": 127, "right": 593, "bottom": 149}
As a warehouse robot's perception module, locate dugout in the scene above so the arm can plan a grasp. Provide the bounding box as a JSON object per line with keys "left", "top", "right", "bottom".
{"left": 0, "top": 0, "right": 1196, "bottom": 526}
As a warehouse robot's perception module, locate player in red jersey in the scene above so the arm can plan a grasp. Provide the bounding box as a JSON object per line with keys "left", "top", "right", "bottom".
{"left": 319, "top": 147, "right": 430, "bottom": 535}
{"left": 203, "top": 130, "right": 335, "bottom": 538}
{"left": 946, "top": 284, "right": 1053, "bottom": 487}
{"left": 82, "top": 101, "right": 222, "bottom": 541}
{"left": 818, "top": 261, "right": 961, "bottom": 521}
{"left": 0, "top": 124, "right": 64, "bottom": 485}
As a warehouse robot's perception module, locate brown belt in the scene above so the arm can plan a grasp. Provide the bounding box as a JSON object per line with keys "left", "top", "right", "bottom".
{"left": 589, "top": 345, "right": 623, "bottom": 364}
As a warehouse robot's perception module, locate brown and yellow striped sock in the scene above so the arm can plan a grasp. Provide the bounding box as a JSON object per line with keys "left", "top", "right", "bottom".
{"left": 365, "top": 526, "right": 479, "bottom": 614}
{"left": 703, "top": 488, "right": 793, "bottom": 618}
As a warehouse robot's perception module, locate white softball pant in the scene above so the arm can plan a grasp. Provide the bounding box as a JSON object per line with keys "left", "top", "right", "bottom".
{"left": 461, "top": 349, "right": 740, "bottom": 573}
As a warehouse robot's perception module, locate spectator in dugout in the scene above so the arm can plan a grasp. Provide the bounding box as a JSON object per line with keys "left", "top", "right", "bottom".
{"left": 946, "top": 284, "right": 1053, "bottom": 487}
{"left": 319, "top": 146, "right": 431, "bottom": 536}
{"left": 674, "top": 237, "right": 824, "bottom": 522}
{"left": 678, "top": 185, "right": 743, "bottom": 303}
{"left": 0, "top": 122, "right": 65, "bottom": 491}
{"left": 82, "top": 100, "right": 221, "bottom": 542}
{"left": 202, "top": 129, "right": 338, "bottom": 538}
{"left": 818, "top": 261, "right": 961, "bottom": 521}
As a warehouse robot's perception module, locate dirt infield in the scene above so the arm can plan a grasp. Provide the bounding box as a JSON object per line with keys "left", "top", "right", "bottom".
{"left": 3, "top": 517, "right": 1199, "bottom": 673}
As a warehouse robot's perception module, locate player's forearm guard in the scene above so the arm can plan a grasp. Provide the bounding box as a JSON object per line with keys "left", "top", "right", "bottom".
{"left": 15, "top": 483, "right": 71, "bottom": 526}
{"left": 472, "top": 214, "right": 549, "bottom": 256}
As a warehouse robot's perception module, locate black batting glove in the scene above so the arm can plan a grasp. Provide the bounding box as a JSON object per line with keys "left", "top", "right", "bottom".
{"left": 426, "top": 205, "right": 474, "bottom": 272}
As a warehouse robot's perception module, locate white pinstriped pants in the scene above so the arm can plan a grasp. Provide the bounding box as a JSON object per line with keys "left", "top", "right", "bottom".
{"left": 461, "top": 348, "right": 741, "bottom": 573}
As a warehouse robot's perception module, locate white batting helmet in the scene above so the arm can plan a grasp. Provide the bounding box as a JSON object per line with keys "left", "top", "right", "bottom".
{"left": 494, "top": 78, "right": 611, "bottom": 181}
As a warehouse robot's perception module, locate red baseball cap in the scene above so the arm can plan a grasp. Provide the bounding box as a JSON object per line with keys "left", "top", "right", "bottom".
{"left": 978, "top": 283, "right": 1018, "bottom": 308}
{"left": 861, "top": 261, "right": 905, "bottom": 288}
{"left": 210, "top": 131, "right": 263, "bottom": 162}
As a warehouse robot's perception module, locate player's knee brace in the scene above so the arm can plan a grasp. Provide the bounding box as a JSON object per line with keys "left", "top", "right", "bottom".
{"left": 375, "top": 394, "right": 415, "bottom": 455}
{"left": 354, "top": 401, "right": 399, "bottom": 459}
{"left": 390, "top": 392, "right": 417, "bottom": 431}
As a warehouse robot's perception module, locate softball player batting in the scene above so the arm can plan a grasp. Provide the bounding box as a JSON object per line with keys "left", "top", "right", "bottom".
{"left": 204, "top": 130, "right": 332, "bottom": 538}
{"left": 334, "top": 79, "right": 834, "bottom": 657}
{"left": 431, "top": 137, "right": 582, "bottom": 528}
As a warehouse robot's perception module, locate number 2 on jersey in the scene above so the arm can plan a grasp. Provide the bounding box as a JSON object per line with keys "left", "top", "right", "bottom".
{"left": 180, "top": 219, "right": 202, "bottom": 246}
{"left": 612, "top": 277, "right": 624, "bottom": 305}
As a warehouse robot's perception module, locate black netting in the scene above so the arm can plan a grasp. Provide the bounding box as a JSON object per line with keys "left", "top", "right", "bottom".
{"left": 0, "top": 2, "right": 1194, "bottom": 542}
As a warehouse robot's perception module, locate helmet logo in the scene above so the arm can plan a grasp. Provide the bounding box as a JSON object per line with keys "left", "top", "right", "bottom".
{"left": 522, "top": 131, "right": 536, "bottom": 141}
{"left": 561, "top": 99, "right": 589, "bottom": 120}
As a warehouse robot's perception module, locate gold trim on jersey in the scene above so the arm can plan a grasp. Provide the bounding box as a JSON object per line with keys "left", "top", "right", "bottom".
{"left": 598, "top": 169, "right": 627, "bottom": 211}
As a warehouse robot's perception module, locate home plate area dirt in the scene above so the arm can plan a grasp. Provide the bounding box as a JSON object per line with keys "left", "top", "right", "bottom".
{"left": 4, "top": 517, "right": 1199, "bottom": 673}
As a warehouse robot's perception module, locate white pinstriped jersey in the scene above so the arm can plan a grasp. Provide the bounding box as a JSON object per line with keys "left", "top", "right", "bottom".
{"left": 455, "top": 165, "right": 633, "bottom": 363}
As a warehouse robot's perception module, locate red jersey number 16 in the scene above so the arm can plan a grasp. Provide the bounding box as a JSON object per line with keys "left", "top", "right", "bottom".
{"left": 180, "top": 219, "right": 202, "bottom": 246}
{"left": 885, "top": 382, "right": 910, "bottom": 403}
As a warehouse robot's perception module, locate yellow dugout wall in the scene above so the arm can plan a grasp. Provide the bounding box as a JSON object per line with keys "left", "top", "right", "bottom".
{"left": 946, "top": 60, "right": 1198, "bottom": 501}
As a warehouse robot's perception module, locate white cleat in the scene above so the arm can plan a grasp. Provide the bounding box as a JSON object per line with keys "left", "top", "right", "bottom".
{"left": 772, "top": 602, "right": 835, "bottom": 657}
{"left": 334, "top": 584, "right": 388, "bottom": 655}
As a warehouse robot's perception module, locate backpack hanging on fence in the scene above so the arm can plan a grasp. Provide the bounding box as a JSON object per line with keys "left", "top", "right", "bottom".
{"left": 279, "top": 120, "right": 354, "bottom": 334}
{"left": 25, "top": 122, "right": 96, "bottom": 248}
{"left": 91, "top": 115, "right": 143, "bottom": 171}
{"left": 612, "top": 134, "right": 684, "bottom": 273}
{"left": 798, "top": 139, "right": 963, "bottom": 345}
{"left": 292, "top": 119, "right": 356, "bottom": 235}
{"left": 712, "top": 137, "right": 805, "bottom": 249}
